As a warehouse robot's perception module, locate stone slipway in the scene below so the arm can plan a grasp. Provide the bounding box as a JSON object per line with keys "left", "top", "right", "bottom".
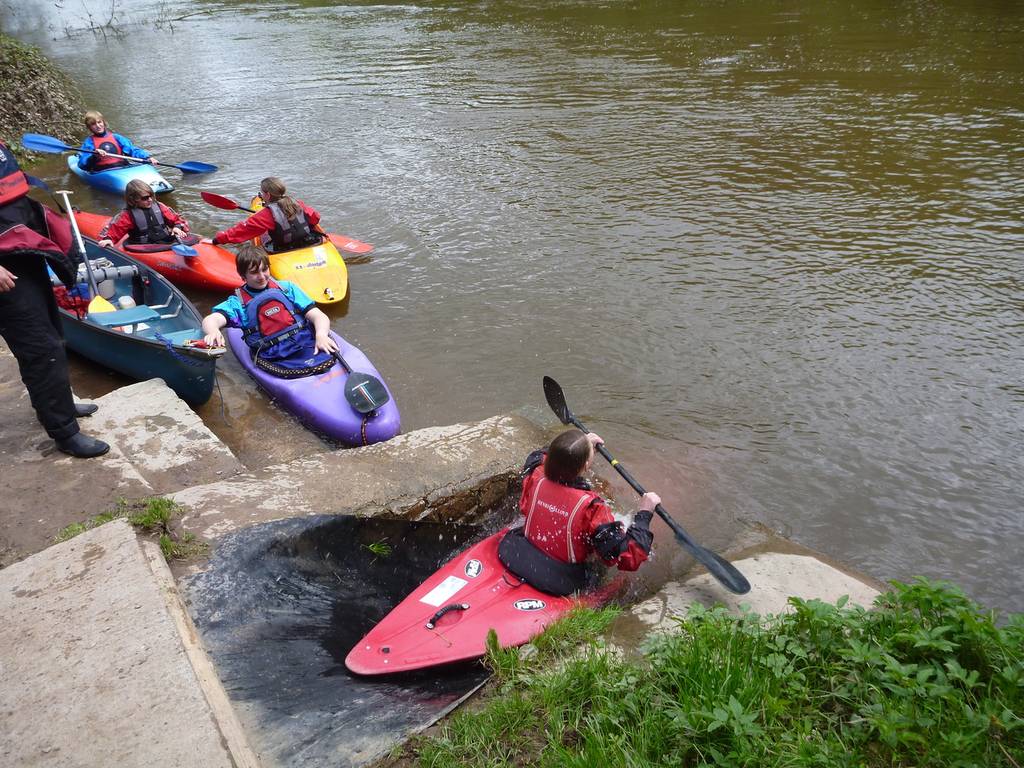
{"left": 626, "top": 551, "right": 882, "bottom": 636}
{"left": 1, "top": 339, "right": 243, "bottom": 566}
{"left": 0, "top": 519, "right": 258, "bottom": 768}
{"left": 172, "top": 414, "right": 550, "bottom": 543}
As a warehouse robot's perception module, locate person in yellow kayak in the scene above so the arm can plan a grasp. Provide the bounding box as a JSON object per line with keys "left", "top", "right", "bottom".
{"left": 207, "top": 177, "right": 323, "bottom": 253}
{"left": 201, "top": 243, "right": 338, "bottom": 375}
{"left": 78, "top": 110, "right": 157, "bottom": 172}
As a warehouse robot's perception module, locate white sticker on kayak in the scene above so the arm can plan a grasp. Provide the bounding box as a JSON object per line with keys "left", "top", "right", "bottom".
{"left": 464, "top": 559, "right": 483, "bottom": 579}
{"left": 514, "top": 598, "right": 546, "bottom": 611}
{"left": 420, "top": 576, "right": 467, "bottom": 607}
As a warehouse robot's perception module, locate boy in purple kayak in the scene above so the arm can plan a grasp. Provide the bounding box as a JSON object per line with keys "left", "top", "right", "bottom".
{"left": 78, "top": 110, "right": 157, "bottom": 172}
{"left": 201, "top": 243, "right": 337, "bottom": 376}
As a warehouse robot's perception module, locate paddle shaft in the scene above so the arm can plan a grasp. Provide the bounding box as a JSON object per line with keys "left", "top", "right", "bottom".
{"left": 21, "top": 134, "right": 213, "bottom": 173}
{"left": 78, "top": 147, "right": 212, "bottom": 173}
{"left": 576, "top": 421, "right": 700, "bottom": 549}
{"left": 54, "top": 190, "right": 100, "bottom": 299}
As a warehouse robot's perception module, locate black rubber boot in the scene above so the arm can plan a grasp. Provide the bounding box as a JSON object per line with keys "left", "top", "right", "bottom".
{"left": 74, "top": 402, "right": 98, "bottom": 417}
{"left": 56, "top": 433, "right": 110, "bottom": 458}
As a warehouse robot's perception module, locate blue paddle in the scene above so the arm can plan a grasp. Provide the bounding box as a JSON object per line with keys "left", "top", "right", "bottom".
{"left": 21, "top": 133, "right": 217, "bottom": 174}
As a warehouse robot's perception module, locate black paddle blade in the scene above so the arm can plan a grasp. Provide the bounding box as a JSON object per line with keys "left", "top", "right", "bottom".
{"left": 542, "top": 376, "right": 574, "bottom": 425}
{"left": 344, "top": 372, "right": 390, "bottom": 414}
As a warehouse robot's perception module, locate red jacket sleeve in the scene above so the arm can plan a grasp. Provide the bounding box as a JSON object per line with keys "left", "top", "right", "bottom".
{"left": 586, "top": 501, "right": 652, "bottom": 572}
{"left": 158, "top": 203, "right": 188, "bottom": 234}
{"left": 98, "top": 210, "right": 133, "bottom": 244}
{"left": 213, "top": 207, "right": 275, "bottom": 245}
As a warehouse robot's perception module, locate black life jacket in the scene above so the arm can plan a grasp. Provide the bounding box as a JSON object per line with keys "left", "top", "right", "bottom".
{"left": 264, "top": 201, "right": 320, "bottom": 252}
{"left": 127, "top": 204, "right": 172, "bottom": 244}
{"left": 236, "top": 280, "right": 305, "bottom": 349}
{"left": 0, "top": 142, "right": 30, "bottom": 206}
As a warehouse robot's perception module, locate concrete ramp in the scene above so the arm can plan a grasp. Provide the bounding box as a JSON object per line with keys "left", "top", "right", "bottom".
{"left": 629, "top": 551, "right": 882, "bottom": 632}
{"left": 0, "top": 520, "right": 257, "bottom": 768}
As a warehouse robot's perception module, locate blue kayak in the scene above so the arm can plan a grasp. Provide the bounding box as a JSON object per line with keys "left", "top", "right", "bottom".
{"left": 67, "top": 154, "right": 173, "bottom": 195}
{"left": 54, "top": 239, "right": 224, "bottom": 405}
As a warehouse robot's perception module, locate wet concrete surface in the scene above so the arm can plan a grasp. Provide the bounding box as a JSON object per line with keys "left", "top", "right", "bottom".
{"left": 183, "top": 514, "right": 510, "bottom": 768}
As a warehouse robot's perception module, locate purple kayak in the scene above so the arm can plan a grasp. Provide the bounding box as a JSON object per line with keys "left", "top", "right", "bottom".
{"left": 225, "top": 328, "right": 400, "bottom": 446}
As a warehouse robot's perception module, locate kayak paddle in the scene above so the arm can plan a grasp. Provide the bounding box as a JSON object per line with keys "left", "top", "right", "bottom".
{"left": 200, "top": 190, "right": 255, "bottom": 213}
{"left": 200, "top": 191, "right": 375, "bottom": 254}
{"left": 541, "top": 376, "right": 751, "bottom": 595}
{"left": 21, "top": 133, "right": 217, "bottom": 174}
{"left": 333, "top": 350, "right": 390, "bottom": 414}
{"left": 54, "top": 189, "right": 116, "bottom": 314}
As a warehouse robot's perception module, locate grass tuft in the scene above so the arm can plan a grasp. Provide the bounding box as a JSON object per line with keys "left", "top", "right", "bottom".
{"left": 55, "top": 497, "right": 207, "bottom": 561}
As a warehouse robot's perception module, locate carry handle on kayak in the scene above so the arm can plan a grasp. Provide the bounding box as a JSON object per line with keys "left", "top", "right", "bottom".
{"left": 425, "top": 603, "right": 470, "bottom": 629}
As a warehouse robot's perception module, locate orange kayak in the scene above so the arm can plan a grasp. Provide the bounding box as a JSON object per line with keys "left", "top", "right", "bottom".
{"left": 74, "top": 211, "right": 241, "bottom": 292}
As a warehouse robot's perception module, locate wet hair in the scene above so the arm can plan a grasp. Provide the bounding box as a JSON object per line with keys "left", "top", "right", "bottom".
{"left": 544, "top": 428, "right": 593, "bottom": 484}
{"left": 84, "top": 110, "right": 105, "bottom": 129}
{"left": 259, "top": 176, "right": 301, "bottom": 220}
{"left": 235, "top": 242, "right": 271, "bottom": 278}
{"left": 124, "top": 179, "right": 154, "bottom": 207}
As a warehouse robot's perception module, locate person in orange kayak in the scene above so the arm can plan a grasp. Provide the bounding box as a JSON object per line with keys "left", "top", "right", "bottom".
{"left": 97, "top": 179, "right": 191, "bottom": 249}
{"left": 498, "top": 428, "right": 659, "bottom": 596}
{"left": 78, "top": 110, "right": 157, "bottom": 172}
{"left": 207, "top": 177, "right": 323, "bottom": 253}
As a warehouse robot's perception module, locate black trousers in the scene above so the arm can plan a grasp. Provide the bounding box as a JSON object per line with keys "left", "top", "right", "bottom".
{"left": 0, "top": 254, "right": 79, "bottom": 440}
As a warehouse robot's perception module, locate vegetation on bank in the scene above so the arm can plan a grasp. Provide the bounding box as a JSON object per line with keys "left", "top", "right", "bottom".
{"left": 0, "top": 32, "right": 82, "bottom": 160}
{"left": 56, "top": 497, "right": 207, "bottom": 561}
{"left": 400, "top": 580, "right": 1023, "bottom": 767}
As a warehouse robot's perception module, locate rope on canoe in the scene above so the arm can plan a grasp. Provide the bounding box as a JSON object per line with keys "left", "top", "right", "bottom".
{"left": 153, "top": 331, "right": 208, "bottom": 368}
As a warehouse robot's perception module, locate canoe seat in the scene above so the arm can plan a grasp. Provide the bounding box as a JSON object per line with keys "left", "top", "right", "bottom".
{"left": 87, "top": 306, "right": 161, "bottom": 328}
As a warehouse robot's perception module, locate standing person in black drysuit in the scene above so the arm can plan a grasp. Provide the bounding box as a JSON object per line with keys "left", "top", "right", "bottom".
{"left": 0, "top": 140, "right": 109, "bottom": 458}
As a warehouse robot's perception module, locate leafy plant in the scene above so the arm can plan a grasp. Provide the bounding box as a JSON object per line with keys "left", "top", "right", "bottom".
{"left": 408, "top": 579, "right": 1024, "bottom": 767}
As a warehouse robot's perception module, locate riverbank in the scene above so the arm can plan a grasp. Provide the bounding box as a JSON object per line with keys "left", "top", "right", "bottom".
{"left": 0, "top": 32, "right": 82, "bottom": 159}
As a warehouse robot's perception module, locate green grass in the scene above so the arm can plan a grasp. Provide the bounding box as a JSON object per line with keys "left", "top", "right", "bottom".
{"left": 56, "top": 497, "right": 207, "bottom": 560}
{"left": 364, "top": 539, "right": 394, "bottom": 558}
{"left": 410, "top": 580, "right": 1023, "bottom": 767}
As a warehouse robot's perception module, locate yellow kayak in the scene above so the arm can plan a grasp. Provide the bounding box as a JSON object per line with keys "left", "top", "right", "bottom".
{"left": 250, "top": 196, "right": 349, "bottom": 304}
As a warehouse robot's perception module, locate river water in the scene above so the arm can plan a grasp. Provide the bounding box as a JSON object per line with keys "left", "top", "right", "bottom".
{"left": 6, "top": 0, "right": 1022, "bottom": 615}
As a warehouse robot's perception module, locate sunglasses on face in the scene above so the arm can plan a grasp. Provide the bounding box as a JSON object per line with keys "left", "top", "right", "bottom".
{"left": 137, "top": 194, "right": 153, "bottom": 201}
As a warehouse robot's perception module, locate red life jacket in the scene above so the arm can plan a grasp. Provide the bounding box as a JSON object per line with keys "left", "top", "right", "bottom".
{"left": 236, "top": 279, "right": 305, "bottom": 348}
{"left": 0, "top": 202, "right": 73, "bottom": 257}
{"left": 520, "top": 461, "right": 601, "bottom": 564}
{"left": 89, "top": 132, "right": 125, "bottom": 170}
{"left": 0, "top": 142, "right": 30, "bottom": 205}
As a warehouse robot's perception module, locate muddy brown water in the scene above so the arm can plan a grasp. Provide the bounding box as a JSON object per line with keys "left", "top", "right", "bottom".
{"left": 5, "top": 0, "right": 1022, "bottom": 615}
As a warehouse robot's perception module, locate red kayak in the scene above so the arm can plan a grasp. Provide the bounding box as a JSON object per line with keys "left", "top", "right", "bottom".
{"left": 74, "top": 211, "right": 241, "bottom": 291}
{"left": 345, "top": 528, "right": 623, "bottom": 675}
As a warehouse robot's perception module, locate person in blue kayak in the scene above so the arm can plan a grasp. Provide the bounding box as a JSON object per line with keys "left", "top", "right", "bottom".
{"left": 97, "top": 179, "right": 192, "bottom": 249}
{"left": 78, "top": 110, "right": 158, "bottom": 172}
{"left": 0, "top": 140, "right": 109, "bottom": 458}
{"left": 207, "top": 177, "right": 323, "bottom": 253}
{"left": 201, "top": 242, "right": 338, "bottom": 376}
{"left": 498, "top": 429, "right": 659, "bottom": 596}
